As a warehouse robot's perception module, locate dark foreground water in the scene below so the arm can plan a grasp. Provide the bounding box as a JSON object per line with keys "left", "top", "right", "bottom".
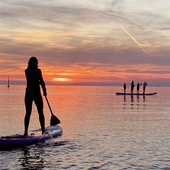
{"left": 0, "top": 85, "right": 170, "bottom": 170}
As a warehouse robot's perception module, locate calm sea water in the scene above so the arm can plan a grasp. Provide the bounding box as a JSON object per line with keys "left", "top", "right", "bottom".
{"left": 0, "top": 85, "right": 170, "bottom": 170}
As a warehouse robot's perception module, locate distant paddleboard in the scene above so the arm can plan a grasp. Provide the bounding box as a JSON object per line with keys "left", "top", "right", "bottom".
{"left": 116, "top": 92, "right": 157, "bottom": 96}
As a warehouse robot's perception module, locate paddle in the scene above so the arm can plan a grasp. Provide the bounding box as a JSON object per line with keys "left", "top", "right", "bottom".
{"left": 45, "top": 96, "right": 61, "bottom": 126}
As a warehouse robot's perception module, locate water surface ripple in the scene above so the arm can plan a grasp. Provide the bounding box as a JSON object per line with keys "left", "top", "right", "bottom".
{"left": 0, "top": 85, "right": 170, "bottom": 169}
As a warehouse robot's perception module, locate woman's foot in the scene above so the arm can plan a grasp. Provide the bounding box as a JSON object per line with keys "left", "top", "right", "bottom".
{"left": 24, "top": 132, "right": 28, "bottom": 136}
{"left": 42, "top": 128, "right": 45, "bottom": 134}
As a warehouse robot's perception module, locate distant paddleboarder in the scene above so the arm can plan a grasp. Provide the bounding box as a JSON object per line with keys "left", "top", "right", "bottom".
{"left": 123, "top": 83, "right": 126, "bottom": 93}
{"left": 143, "top": 82, "right": 148, "bottom": 94}
{"left": 137, "top": 82, "right": 142, "bottom": 93}
{"left": 131, "top": 80, "right": 135, "bottom": 93}
{"left": 24, "top": 57, "right": 47, "bottom": 136}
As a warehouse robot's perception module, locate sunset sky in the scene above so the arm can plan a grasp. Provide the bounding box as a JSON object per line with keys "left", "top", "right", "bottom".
{"left": 1, "top": 0, "right": 170, "bottom": 86}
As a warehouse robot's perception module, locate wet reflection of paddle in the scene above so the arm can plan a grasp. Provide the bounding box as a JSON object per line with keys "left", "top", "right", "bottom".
{"left": 45, "top": 96, "right": 61, "bottom": 125}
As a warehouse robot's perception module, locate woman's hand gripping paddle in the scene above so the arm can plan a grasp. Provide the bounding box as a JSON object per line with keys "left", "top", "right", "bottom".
{"left": 45, "top": 96, "right": 61, "bottom": 126}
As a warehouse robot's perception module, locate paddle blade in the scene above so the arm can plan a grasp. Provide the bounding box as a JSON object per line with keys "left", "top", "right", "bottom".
{"left": 50, "top": 114, "right": 61, "bottom": 126}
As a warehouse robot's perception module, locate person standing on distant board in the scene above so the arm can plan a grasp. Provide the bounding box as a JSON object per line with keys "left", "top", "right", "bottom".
{"left": 24, "top": 57, "right": 47, "bottom": 136}
{"left": 137, "top": 82, "right": 142, "bottom": 93}
{"left": 131, "top": 80, "right": 135, "bottom": 93}
{"left": 143, "top": 82, "right": 148, "bottom": 94}
{"left": 123, "top": 83, "right": 126, "bottom": 93}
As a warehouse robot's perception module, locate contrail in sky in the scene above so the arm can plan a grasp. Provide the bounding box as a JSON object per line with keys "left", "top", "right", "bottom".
{"left": 122, "top": 26, "right": 146, "bottom": 54}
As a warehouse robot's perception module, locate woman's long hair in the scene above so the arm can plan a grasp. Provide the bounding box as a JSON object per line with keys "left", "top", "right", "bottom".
{"left": 28, "top": 56, "right": 38, "bottom": 68}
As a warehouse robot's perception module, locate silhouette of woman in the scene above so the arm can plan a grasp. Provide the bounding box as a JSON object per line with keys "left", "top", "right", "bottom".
{"left": 24, "top": 57, "right": 47, "bottom": 136}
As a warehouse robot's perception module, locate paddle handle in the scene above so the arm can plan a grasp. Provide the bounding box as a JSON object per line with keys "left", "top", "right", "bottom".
{"left": 45, "top": 96, "right": 54, "bottom": 116}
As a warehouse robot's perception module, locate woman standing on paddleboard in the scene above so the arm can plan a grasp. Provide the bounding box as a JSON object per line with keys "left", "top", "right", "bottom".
{"left": 24, "top": 57, "right": 47, "bottom": 136}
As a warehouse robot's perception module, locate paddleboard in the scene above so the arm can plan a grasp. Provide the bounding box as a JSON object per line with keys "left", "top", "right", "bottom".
{"left": 0, "top": 125, "right": 62, "bottom": 150}
{"left": 116, "top": 92, "right": 157, "bottom": 96}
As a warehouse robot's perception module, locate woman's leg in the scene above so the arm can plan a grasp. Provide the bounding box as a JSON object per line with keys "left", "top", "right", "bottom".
{"left": 24, "top": 95, "right": 32, "bottom": 135}
{"left": 34, "top": 95, "right": 45, "bottom": 134}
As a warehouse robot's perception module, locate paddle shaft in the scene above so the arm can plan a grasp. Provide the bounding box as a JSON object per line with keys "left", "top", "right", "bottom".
{"left": 45, "top": 96, "right": 54, "bottom": 115}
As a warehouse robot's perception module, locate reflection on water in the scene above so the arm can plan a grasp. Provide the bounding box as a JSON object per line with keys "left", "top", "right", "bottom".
{"left": 19, "top": 148, "right": 44, "bottom": 169}
{"left": 123, "top": 94, "right": 147, "bottom": 112}
{"left": 19, "top": 140, "right": 69, "bottom": 169}
{"left": 123, "top": 94, "right": 146, "bottom": 103}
